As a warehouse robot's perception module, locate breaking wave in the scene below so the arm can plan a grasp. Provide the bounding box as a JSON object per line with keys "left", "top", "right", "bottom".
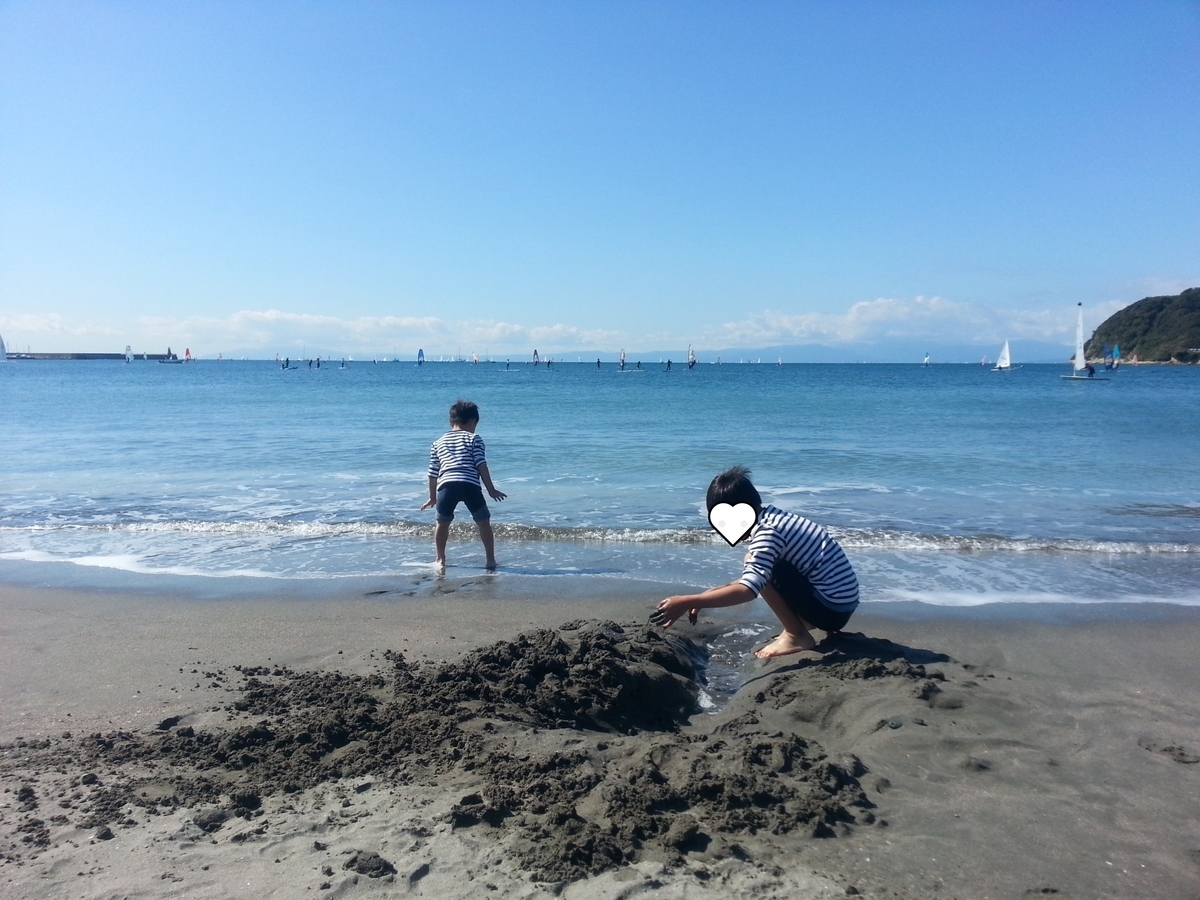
{"left": 1, "top": 520, "right": 1196, "bottom": 555}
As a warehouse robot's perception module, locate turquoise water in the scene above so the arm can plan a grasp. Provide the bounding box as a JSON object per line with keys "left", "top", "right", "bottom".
{"left": 1, "top": 359, "right": 1198, "bottom": 605}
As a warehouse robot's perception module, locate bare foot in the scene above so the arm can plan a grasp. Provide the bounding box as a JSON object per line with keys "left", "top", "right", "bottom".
{"left": 755, "top": 630, "right": 817, "bottom": 659}
{"left": 433, "top": 557, "right": 446, "bottom": 570}
{"left": 485, "top": 559, "right": 498, "bottom": 571}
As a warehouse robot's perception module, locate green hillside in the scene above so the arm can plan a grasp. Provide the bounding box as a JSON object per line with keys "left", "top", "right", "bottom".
{"left": 1086, "top": 288, "right": 1200, "bottom": 363}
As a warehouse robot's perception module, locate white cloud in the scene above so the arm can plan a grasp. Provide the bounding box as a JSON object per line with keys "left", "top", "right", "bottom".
{"left": 0, "top": 313, "right": 120, "bottom": 339}
{"left": 125, "top": 310, "right": 624, "bottom": 358}
{"left": 1121, "top": 276, "right": 1198, "bottom": 298}
{"left": 0, "top": 292, "right": 1164, "bottom": 357}
{"left": 700, "top": 295, "right": 1132, "bottom": 348}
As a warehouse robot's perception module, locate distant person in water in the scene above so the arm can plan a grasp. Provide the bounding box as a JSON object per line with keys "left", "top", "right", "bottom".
{"left": 420, "top": 399, "right": 507, "bottom": 569}
{"left": 653, "top": 466, "right": 859, "bottom": 658}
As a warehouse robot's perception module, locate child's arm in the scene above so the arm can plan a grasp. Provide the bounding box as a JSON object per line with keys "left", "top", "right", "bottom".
{"left": 420, "top": 476, "right": 438, "bottom": 510}
{"left": 477, "top": 464, "right": 506, "bottom": 502}
{"left": 654, "top": 582, "right": 755, "bottom": 628}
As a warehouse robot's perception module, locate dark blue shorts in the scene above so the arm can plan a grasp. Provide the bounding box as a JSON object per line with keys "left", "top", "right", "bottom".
{"left": 770, "top": 559, "right": 855, "bottom": 632}
{"left": 435, "top": 482, "right": 490, "bottom": 523}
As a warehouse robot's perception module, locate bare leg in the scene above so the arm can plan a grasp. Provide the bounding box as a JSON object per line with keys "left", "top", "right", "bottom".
{"left": 434, "top": 521, "right": 450, "bottom": 567}
{"left": 477, "top": 519, "right": 497, "bottom": 569}
{"left": 756, "top": 582, "right": 817, "bottom": 658}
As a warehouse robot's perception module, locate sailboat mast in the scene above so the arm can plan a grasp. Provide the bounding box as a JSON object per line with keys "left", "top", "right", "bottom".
{"left": 1074, "top": 304, "right": 1086, "bottom": 372}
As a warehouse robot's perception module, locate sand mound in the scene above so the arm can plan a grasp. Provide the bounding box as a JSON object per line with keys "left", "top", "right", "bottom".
{"left": 0, "top": 621, "right": 888, "bottom": 883}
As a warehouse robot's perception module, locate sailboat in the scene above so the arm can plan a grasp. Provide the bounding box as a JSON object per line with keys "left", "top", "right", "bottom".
{"left": 991, "top": 341, "right": 1020, "bottom": 372}
{"left": 923, "top": 352, "right": 930, "bottom": 367}
{"left": 1112, "top": 344, "right": 1121, "bottom": 370}
{"left": 687, "top": 345, "right": 697, "bottom": 370}
{"left": 1061, "top": 303, "right": 1107, "bottom": 381}
{"left": 416, "top": 348, "right": 425, "bottom": 366}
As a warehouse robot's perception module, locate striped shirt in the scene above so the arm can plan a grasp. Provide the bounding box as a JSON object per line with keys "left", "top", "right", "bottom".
{"left": 738, "top": 505, "right": 859, "bottom": 610}
{"left": 427, "top": 430, "right": 487, "bottom": 488}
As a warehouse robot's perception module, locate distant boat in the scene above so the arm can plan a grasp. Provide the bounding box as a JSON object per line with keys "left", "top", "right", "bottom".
{"left": 619, "top": 349, "right": 626, "bottom": 372}
{"left": 417, "top": 348, "right": 425, "bottom": 366}
{"left": 1062, "top": 303, "right": 1107, "bottom": 381}
{"left": 991, "top": 341, "right": 1020, "bottom": 372}
{"left": 125, "top": 345, "right": 133, "bottom": 363}
{"left": 533, "top": 349, "right": 540, "bottom": 366}
{"left": 159, "top": 346, "right": 183, "bottom": 364}
{"left": 923, "top": 352, "right": 930, "bottom": 367}
{"left": 1112, "top": 344, "right": 1121, "bottom": 370}
{"left": 0, "top": 332, "right": 6, "bottom": 361}
{"left": 688, "top": 345, "right": 697, "bottom": 370}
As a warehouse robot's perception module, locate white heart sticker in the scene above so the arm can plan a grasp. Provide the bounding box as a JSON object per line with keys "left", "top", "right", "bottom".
{"left": 708, "top": 502, "right": 757, "bottom": 546}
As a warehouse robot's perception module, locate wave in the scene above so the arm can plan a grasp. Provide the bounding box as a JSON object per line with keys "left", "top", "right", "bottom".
{"left": 0, "top": 520, "right": 1196, "bottom": 555}
{"left": 0, "top": 548, "right": 278, "bottom": 579}
{"left": 876, "top": 589, "right": 1200, "bottom": 608}
{"left": 1109, "top": 503, "right": 1200, "bottom": 519}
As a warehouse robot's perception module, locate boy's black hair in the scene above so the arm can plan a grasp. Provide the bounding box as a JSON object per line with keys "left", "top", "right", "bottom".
{"left": 449, "top": 399, "right": 480, "bottom": 426}
{"left": 706, "top": 465, "right": 762, "bottom": 513}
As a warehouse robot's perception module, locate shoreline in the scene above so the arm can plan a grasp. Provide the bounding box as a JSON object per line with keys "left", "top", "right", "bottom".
{"left": 3, "top": 582, "right": 1199, "bottom": 898}
{"left": 5, "top": 579, "right": 1200, "bottom": 743}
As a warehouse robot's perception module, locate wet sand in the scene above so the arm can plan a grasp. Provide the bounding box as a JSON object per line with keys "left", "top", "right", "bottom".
{"left": 2, "top": 581, "right": 1199, "bottom": 899}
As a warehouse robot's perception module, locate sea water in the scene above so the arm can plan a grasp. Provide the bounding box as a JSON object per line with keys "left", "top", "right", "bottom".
{"left": 1, "top": 359, "right": 1198, "bottom": 608}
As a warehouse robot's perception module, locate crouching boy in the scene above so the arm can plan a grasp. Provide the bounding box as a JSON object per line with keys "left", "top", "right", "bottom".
{"left": 653, "top": 466, "right": 859, "bottom": 657}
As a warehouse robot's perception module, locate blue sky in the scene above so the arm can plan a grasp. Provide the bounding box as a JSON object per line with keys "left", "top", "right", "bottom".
{"left": 2, "top": 1, "right": 1197, "bottom": 359}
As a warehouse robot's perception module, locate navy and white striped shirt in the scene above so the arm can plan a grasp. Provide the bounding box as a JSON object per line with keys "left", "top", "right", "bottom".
{"left": 738, "top": 505, "right": 859, "bottom": 610}
{"left": 428, "top": 430, "right": 487, "bottom": 488}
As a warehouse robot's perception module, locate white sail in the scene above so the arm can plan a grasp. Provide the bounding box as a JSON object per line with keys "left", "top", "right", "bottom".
{"left": 994, "top": 341, "right": 1011, "bottom": 370}
{"left": 1073, "top": 305, "right": 1086, "bottom": 372}
{"left": 0, "top": 333, "right": 6, "bottom": 361}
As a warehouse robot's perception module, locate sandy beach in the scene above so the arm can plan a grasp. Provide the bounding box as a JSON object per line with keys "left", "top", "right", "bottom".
{"left": 2, "top": 580, "right": 1198, "bottom": 900}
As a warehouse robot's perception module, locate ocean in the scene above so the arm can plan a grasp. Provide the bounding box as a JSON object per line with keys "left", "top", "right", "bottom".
{"left": 2, "top": 358, "right": 1198, "bottom": 608}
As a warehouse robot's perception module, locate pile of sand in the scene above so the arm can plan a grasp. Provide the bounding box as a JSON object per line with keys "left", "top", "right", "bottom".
{"left": 3, "top": 602, "right": 1199, "bottom": 899}
{"left": 2, "top": 622, "right": 900, "bottom": 889}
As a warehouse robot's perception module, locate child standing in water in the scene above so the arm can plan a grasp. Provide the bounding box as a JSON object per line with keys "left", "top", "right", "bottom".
{"left": 420, "top": 400, "right": 507, "bottom": 569}
{"left": 653, "top": 466, "right": 859, "bottom": 657}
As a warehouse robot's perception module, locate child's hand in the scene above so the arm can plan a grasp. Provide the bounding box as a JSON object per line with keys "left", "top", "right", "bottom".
{"left": 651, "top": 596, "right": 698, "bottom": 628}
{"left": 420, "top": 498, "right": 435, "bottom": 510}
{"left": 489, "top": 488, "right": 507, "bottom": 501}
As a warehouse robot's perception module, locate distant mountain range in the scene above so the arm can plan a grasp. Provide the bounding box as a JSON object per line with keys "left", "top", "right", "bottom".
{"left": 1086, "top": 287, "right": 1200, "bottom": 363}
